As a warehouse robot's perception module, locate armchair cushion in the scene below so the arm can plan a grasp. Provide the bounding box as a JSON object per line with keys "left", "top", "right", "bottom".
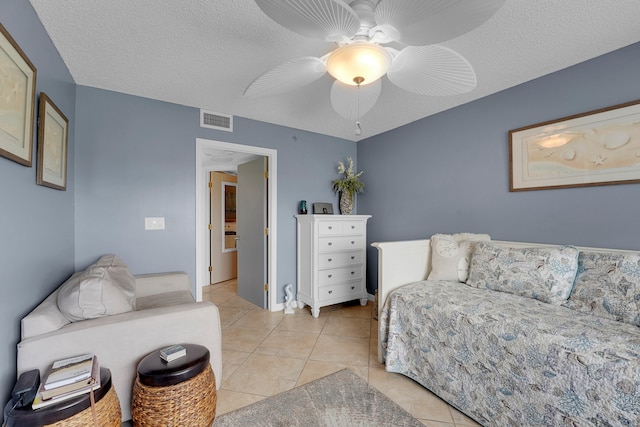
{"left": 135, "top": 291, "right": 195, "bottom": 310}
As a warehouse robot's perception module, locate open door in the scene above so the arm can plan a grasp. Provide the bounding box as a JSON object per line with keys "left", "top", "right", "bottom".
{"left": 209, "top": 172, "right": 237, "bottom": 284}
{"left": 236, "top": 157, "right": 267, "bottom": 308}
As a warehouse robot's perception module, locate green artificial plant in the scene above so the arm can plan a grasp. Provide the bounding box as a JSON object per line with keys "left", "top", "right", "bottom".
{"left": 332, "top": 157, "right": 365, "bottom": 199}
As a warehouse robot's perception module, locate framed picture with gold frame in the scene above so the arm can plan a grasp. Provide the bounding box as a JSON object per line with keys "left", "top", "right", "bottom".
{"left": 36, "top": 93, "right": 69, "bottom": 190}
{"left": 0, "top": 23, "right": 37, "bottom": 166}
{"left": 510, "top": 99, "right": 640, "bottom": 191}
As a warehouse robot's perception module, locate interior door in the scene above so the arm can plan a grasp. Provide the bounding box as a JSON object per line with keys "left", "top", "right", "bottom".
{"left": 209, "top": 172, "right": 237, "bottom": 284}
{"left": 236, "top": 157, "right": 267, "bottom": 308}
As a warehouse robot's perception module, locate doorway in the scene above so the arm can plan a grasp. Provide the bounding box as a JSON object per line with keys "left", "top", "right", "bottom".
{"left": 209, "top": 171, "right": 237, "bottom": 285}
{"left": 195, "top": 138, "right": 278, "bottom": 311}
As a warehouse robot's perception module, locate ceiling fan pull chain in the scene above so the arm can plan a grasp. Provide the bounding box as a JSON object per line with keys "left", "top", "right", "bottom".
{"left": 355, "top": 80, "right": 362, "bottom": 136}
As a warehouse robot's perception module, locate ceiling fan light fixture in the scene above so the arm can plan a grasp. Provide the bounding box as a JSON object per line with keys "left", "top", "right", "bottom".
{"left": 326, "top": 43, "right": 391, "bottom": 86}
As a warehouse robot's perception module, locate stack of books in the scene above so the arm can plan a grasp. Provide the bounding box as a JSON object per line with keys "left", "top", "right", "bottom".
{"left": 32, "top": 353, "right": 100, "bottom": 409}
{"left": 160, "top": 345, "right": 187, "bottom": 362}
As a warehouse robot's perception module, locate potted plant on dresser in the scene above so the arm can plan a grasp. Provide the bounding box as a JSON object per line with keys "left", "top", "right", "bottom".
{"left": 332, "top": 157, "right": 365, "bottom": 215}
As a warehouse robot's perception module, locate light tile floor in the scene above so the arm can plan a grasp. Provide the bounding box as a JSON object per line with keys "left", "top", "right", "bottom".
{"left": 204, "top": 280, "right": 480, "bottom": 427}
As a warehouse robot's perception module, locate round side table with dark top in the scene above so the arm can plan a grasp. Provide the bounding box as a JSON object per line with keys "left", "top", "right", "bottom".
{"left": 4, "top": 367, "right": 121, "bottom": 427}
{"left": 131, "top": 343, "right": 216, "bottom": 427}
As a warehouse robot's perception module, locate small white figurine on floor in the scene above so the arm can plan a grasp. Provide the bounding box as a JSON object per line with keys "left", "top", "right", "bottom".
{"left": 284, "top": 284, "right": 296, "bottom": 314}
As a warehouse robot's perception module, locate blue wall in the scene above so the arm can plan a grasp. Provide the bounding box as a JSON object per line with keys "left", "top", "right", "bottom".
{"left": 74, "top": 86, "right": 356, "bottom": 302}
{"left": 0, "top": 1, "right": 76, "bottom": 398}
{"left": 358, "top": 42, "right": 640, "bottom": 293}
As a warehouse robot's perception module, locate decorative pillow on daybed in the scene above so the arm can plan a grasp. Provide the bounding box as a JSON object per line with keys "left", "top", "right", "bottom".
{"left": 466, "top": 242, "right": 579, "bottom": 304}
{"left": 428, "top": 233, "right": 491, "bottom": 282}
{"left": 562, "top": 250, "right": 640, "bottom": 326}
{"left": 57, "top": 255, "right": 136, "bottom": 322}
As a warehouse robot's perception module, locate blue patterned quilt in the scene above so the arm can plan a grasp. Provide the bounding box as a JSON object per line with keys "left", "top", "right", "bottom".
{"left": 380, "top": 280, "right": 640, "bottom": 426}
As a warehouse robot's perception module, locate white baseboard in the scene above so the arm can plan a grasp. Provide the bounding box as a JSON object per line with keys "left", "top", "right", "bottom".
{"left": 279, "top": 296, "right": 375, "bottom": 313}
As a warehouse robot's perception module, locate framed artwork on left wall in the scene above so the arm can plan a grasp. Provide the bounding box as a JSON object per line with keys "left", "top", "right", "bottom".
{"left": 36, "top": 93, "right": 69, "bottom": 190}
{"left": 0, "top": 23, "right": 37, "bottom": 166}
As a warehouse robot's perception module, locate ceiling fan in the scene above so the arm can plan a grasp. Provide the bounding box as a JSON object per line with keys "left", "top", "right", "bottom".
{"left": 244, "top": 0, "right": 506, "bottom": 132}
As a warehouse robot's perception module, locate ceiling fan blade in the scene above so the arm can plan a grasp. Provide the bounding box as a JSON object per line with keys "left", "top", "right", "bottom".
{"left": 244, "top": 56, "right": 327, "bottom": 98}
{"left": 255, "top": 0, "right": 360, "bottom": 42}
{"left": 387, "top": 45, "right": 477, "bottom": 96}
{"left": 374, "top": 0, "right": 506, "bottom": 45}
{"left": 330, "top": 79, "right": 381, "bottom": 120}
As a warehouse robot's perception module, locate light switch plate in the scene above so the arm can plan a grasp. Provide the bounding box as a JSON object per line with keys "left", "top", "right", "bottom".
{"left": 145, "top": 217, "right": 165, "bottom": 230}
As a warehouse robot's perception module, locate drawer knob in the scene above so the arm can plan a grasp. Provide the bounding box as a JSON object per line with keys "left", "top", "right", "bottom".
{"left": 328, "top": 258, "right": 333, "bottom": 262}
{"left": 328, "top": 290, "right": 333, "bottom": 294}
{"left": 328, "top": 274, "right": 333, "bottom": 278}
{"left": 350, "top": 271, "right": 355, "bottom": 275}
{"left": 351, "top": 225, "right": 355, "bottom": 229}
{"left": 328, "top": 226, "right": 333, "bottom": 230}
{"left": 351, "top": 286, "right": 355, "bottom": 290}
{"left": 351, "top": 241, "right": 355, "bottom": 244}
{"left": 328, "top": 242, "right": 333, "bottom": 246}
{"left": 350, "top": 256, "right": 355, "bottom": 260}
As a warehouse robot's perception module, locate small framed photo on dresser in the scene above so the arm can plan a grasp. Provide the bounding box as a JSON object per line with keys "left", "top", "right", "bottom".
{"left": 313, "top": 203, "right": 334, "bottom": 214}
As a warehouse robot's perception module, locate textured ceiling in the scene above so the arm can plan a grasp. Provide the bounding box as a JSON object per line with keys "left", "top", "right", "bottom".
{"left": 29, "top": 0, "right": 640, "bottom": 142}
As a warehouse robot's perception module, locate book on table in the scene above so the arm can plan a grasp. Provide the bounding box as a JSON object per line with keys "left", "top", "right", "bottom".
{"left": 40, "top": 356, "right": 100, "bottom": 400}
{"left": 160, "top": 344, "right": 187, "bottom": 362}
{"left": 32, "top": 355, "right": 101, "bottom": 410}
{"left": 43, "top": 353, "right": 94, "bottom": 390}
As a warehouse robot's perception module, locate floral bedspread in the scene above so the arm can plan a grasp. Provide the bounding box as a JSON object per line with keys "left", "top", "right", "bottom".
{"left": 380, "top": 281, "right": 640, "bottom": 427}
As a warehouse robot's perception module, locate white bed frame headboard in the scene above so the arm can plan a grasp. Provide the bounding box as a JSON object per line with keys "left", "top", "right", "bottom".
{"left": 372, "top": 239, "right": 638, "bottom": 362}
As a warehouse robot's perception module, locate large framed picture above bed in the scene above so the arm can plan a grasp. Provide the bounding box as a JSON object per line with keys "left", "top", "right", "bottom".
{"left": 509, "top": 99, "right": 640, "bottom": 191}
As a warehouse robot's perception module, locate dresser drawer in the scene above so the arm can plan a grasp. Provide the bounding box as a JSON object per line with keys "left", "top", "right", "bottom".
{"left": 318, "top": 220, "right": 365, "bottom": 236}
{"left": 318, "top": 236, "right": 365, "bottom": 252}
{"left": 318, "top": 266, "right": 363, "bottom": 286}
{"left": 340, "top": 221, "right": 365, "bottom": 235}
{"left": 318, "top": 282, "right": 363, "bottom": 302}
{"left": 318, "top": 252, "right": 363, "bottom": 269}
{"left": 317, "top": 220, "right": 344, "bottom": 236}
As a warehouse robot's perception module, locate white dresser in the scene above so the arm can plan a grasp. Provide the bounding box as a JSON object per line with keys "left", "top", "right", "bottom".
{"left": 295, "top": 214, "right": 371, "bottom": 317}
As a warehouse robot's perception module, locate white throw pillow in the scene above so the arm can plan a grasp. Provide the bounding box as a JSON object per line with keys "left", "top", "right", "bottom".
{"left": 428, "top": 233, "right": 491, "bottom": 282}
{"left": 56, "top": 254, "right": 136, "bottom": 322}
{"left": 92, "top": 254, "right": 136, "bottom": 309}
{"left": 57, "top": 270, "right": 134, "bottom": 322}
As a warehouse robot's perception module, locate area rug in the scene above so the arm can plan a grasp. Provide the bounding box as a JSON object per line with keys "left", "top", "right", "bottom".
{"left": 213, "top": 369, "right": 423, "bottom": 426}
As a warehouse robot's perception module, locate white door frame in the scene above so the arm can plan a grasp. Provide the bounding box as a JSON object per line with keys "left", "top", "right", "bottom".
{"left": 195, "top": 138, "right": 278, "bottom": 311}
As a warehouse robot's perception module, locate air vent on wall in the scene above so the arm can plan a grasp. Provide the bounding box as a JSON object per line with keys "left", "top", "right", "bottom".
{"left": 200, "top": 110, "right": 233, "bottom": 132}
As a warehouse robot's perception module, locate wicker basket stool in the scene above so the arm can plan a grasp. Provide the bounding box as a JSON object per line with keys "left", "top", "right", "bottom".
{"left": 4, "top": 368, "right": 121, "bottom": 427}
{"left": 131, "top": 344, "right": 216, "bottom": 427}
